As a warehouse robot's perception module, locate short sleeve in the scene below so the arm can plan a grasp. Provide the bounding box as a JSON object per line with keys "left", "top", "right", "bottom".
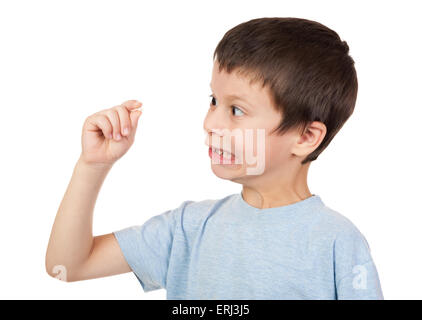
{"left": 113, "top": 201, "right": 187, "bottom": 292}
{"left": 334, "top": 227, "right": 384, "bottom": 300}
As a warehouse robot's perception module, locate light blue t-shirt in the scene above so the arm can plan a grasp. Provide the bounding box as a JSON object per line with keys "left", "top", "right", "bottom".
{"left": 113, "top": 193, "right": 383, "bottom": 299}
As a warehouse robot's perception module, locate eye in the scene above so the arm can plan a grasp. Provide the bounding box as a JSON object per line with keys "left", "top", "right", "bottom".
{"left": 209, "top": 94, "right": 217, "bottom": 107}
{"left": 232, "top": 106, "right": 244, "bottom": 116}
{"left": 209, "top": 94, "right": 245, "bottom": 117}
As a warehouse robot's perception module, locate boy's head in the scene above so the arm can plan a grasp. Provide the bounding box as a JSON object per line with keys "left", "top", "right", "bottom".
{"left": 204, "top": 17, "right": 357, "bottom": 183}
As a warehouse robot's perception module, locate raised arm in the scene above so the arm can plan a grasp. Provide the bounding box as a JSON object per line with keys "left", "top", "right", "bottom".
{"left": 45, "top": 100, "right": 143, "bottom": 282}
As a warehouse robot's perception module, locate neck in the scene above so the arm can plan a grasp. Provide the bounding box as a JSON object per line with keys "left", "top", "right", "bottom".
{"left": 241, "top": 161, "right": 312, "bottom": 209}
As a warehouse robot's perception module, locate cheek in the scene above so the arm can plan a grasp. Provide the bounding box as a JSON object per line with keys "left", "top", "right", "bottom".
{"left": 265, "top": 135, "right": 292, "bottom": 165}
{"left": 239, "top": 131, "right": 276, "bottom": 169}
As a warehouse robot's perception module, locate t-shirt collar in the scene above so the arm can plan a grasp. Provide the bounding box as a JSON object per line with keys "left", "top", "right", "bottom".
{"left": 237, "top": 191, "right": 324, "bottom": 216}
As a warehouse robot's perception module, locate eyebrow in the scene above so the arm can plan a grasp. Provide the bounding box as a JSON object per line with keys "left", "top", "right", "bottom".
{"left": 209, "top": 83, "right": 252, "bottom": 106}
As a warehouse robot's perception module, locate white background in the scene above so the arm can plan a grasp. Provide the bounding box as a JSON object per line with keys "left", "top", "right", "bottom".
{"left": 0, "top": 0, "right": 421, "bottom": 299}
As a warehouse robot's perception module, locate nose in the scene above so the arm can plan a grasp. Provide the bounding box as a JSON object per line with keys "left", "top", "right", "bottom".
{"left": 203, "top": 105, "right": 227, "bottom": 148}
{"left": 203, "top": 104, "right": 230, "bottom": 135}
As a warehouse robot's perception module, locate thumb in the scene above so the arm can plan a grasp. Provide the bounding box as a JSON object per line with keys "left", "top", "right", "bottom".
{"left": 130, "top": 109, "right": 143, "bottom": 132}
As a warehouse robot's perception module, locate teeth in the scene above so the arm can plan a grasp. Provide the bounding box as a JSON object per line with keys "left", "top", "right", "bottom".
{"left": 222, "top": 151, "right": 232, "bottom": 159}
{"left": 211, "top": 147, "right": 233, "bottom": 159}
{"left": 213, "top": 148, "right": 223, "bottom": 155}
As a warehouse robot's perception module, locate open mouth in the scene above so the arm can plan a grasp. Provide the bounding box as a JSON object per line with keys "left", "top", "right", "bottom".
{"left": 208, "top": 146, "right": 236, "bottom": 164}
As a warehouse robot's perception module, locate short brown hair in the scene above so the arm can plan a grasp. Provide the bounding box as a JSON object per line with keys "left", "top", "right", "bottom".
{"left": 213, "top": 17, "right": 358, "bottom": 164}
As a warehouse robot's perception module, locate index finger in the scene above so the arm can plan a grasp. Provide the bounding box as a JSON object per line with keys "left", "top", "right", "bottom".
{"left": 121, "top": 100, "right": 143, "bottom": 110}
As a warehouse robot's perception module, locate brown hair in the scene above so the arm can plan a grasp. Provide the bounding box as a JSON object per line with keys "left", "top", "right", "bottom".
{"left": 213, "top": 17, "right": 358, "bottom": 164}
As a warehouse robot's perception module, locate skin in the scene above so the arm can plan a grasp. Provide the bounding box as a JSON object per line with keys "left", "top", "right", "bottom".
{"left": 45, "top": 61, "right": 327, "bottom": 283}
{"left": 45, "top": 100, "right": 143, "bottom": 281}
{"left": 204, "top": 60, "right": 327, "bottom": 209}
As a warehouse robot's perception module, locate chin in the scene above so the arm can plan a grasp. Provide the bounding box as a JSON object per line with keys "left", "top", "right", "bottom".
{"left": 210, "top": 163, "right": 244, "bottom": 180}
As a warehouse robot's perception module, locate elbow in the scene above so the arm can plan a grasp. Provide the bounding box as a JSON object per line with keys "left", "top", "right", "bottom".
{"left": 45, "top": 255, "right": 74, "bottom": 282}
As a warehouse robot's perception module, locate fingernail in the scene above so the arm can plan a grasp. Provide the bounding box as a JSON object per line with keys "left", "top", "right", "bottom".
{"left": 123, "top": 127, "right": 129, "bottom": 136}
{"left": 116, "top": 133, "right": 121, "bottom": 140}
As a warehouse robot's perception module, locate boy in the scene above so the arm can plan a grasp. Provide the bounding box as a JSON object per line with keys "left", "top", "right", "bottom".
{"left": 45, "top": 17, "right": 383, "bottom": 299}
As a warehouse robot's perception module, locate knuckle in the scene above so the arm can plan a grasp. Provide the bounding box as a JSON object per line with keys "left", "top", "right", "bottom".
{"left": 106, "top": 109, "right": 116, "bottom": 117}
{"left": 100, "top": 115, "right": 110, "bottom": 127}
{"left": 104, "top": 120, "right": 112, "bottom": 131}
{"left": 113, "top": 105, "right": 126, "bottom": 113}
{"left": 87, "top": 113, "right": 98, "bottom": 121}
{"left": 106, "top": 110, "right": 119, "bottom": 125}
{"left": 117, "top": 105, "right": 130, "bottom": 118}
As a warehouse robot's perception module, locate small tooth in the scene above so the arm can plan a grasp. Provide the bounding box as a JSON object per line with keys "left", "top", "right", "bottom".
{"left": 212, "top": 147, "right": 225, "bottom": 156}
{"left": 226, "top": 152, "right": 234, "bottom": 160}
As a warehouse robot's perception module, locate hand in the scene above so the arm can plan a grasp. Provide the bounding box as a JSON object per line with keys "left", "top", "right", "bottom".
{"left": 79, "top": 100, "right": 143, "bottom": 167}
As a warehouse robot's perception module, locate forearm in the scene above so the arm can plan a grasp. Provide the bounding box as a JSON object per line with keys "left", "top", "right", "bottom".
{"left": 45, "top": 156, "right": 112, "bottom": 279}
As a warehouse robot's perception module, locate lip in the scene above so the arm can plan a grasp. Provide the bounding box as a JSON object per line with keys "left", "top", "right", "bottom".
{"left": 208, "top": 146, "right": 237, "bottom": 165}
{"left": 206, "top": 143, "right": 236, "bottom": 156}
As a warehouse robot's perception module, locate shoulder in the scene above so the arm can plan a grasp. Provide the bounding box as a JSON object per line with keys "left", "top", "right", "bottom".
{"left": 171, "top": 193, "right": 237, "bottom": 226}
{"left": 310, "top": 203, "right": 373, "bottom": 263}
{"left": 313, "top": 205, "right": 383, "bottom": 297}
{"left": 311, "top": 203, "right": 365, "bottom": 236}
{"left": 180, "top": 193, "right": 237, "bottom": 224}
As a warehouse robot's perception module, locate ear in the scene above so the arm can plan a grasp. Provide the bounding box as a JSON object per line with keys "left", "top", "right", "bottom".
{"left": 291, "top": 121, "right": 327, "bottom": 157}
